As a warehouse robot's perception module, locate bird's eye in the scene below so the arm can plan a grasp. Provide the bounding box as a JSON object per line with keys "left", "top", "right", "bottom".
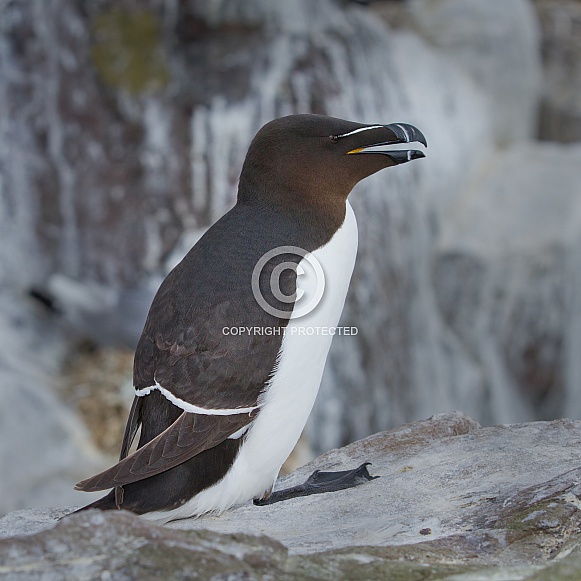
{"left": 329, "top": 135, "right": 339, "bottom": 143}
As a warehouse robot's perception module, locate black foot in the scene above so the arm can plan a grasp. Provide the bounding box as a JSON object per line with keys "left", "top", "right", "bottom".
{"left": 254, "top": 462, "right": 379, "bottom": 506}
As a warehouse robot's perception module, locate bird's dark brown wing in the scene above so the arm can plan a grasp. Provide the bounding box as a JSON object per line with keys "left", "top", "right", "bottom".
{"left": 76, "top": 274, "right": 288, "bottom": 495}
{"left": 118, "top": 396, "right": 143, "bottom": 461}
{"left": 77, "top": 206, "right": 303, "bottom": 495}
{"left": 137, "top": 299, "right": 280, "bottom": 411}
{"left": 132, "top": 212, "right": 297, "bottom": 411}
{"left": 75, "top": 410, "right": 252, "bottom": 492}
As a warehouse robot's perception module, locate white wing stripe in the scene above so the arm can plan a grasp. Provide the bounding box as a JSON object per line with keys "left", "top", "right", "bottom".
{"left": 135, "top": 383, "right": 259, "bottom": 415}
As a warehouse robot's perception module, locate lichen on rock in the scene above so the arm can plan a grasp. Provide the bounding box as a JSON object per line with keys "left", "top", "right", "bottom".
{"left": 91, "top": 9, "right": 170, "bottom": 94}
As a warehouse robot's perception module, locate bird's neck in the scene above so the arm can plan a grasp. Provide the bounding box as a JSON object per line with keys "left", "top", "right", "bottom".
{"left": 237, "top": 177, "right": 348, "bottom": 248}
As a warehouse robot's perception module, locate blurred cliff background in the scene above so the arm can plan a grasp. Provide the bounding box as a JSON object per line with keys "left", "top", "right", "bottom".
{"left": 1, "top": 0, "right": 581, "bottom": 515}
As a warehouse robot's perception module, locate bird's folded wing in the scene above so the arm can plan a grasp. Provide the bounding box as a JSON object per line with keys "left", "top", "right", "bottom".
{"left": 75, "top": 410, "right": 252, "bottom": 492}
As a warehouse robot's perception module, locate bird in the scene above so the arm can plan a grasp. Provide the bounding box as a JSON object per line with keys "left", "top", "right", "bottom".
{"left": 75, "top": 114, "right": 427, "bottom": 523}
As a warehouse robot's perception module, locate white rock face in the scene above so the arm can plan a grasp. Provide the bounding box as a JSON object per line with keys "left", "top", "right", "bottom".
{"left": 435, "top": 142, "right": 581, "bottom": 424}
{"left": 0, "top": 298, "right": 108, "bottom": 516}
{"left": 0, "top": 141, "right": 107, "bottom": 515}
{"left": 408, "top": 0, "right": 542, "bottom": 145}
{"left": 0, "top": 384, "right": 106, "bottom": 515}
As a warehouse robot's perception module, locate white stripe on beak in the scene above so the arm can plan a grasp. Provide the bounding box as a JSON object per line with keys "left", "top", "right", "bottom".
{"left": 335, "top": 125, "right": 384, "bottom": 138}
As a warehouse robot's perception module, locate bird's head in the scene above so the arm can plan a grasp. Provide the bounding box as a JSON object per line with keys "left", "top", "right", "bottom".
{"left": 238, "top": 114, "right": 427, "bottom": 209}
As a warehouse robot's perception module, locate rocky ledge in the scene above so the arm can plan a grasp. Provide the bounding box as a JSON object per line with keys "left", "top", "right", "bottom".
{"left": 2, "top": 411, "right": 581, "bottom": 580}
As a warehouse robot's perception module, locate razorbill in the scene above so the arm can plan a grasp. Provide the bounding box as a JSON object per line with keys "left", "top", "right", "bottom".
{"left": 75, "top": 114, "right": 427, "bottom": 523}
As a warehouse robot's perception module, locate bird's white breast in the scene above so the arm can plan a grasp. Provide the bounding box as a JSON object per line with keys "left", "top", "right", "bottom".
{"left": 146, "top": 202, "right": 358, "bottom": 523}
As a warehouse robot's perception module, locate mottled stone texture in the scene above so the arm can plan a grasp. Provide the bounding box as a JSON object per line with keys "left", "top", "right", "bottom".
{"left": 1, "top": 1, "right": 193, "bottom": 287}
{"left": 533, "top": 0, "right": 581, "bottom": 142}
{"left": 3, "top": 413, "right": 581, "bottom": 580}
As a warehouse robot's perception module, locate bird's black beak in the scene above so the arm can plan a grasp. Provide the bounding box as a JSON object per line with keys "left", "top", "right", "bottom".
{"left": 346, "top": 123, "right": 427, "bottom": 165}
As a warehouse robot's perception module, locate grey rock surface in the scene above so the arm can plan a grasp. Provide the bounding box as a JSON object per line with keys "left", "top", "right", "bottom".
{"left": 0, "top": 379, "right": 107, "bottom": 517}
{"left": 533, "top": 0, "right": 581, "bottom": 142}
{"left": 0, "top": 292, "right": 108, "bottom": 516}
{"left": 407, "top": 0, "right": 542, "bottom": 145}
{"left": 436, "top": 142, "right": 581, "bottom": 423}
{"left": 3, "top": 412, "right": 581, "bottom": 579}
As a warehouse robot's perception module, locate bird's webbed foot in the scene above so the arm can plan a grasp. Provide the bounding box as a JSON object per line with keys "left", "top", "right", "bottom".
{"left": 253, "top": 462, "right": 378, "bottom": 506}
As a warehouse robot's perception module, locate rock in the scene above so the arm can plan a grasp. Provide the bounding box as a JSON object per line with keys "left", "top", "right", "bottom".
{"left": 3, "top": 412, "right": 581, "bottom": 579}
{"left": 406, "top": 0, "right": 542, "bottom": 145}
{"left": 436, "top": 142, "right": 581, "bottom": 423}
{"left": 0, "top": 292, "right": 108, "bottom": 516}
{"left": 42, "top": 274, "right": 159, "bottom": 348}
{"left": 0, "top": 511, "right": 293, "bottom": 580}
{"left": 58, "top": 344, "right": 135, "bottom": 456}
{"left": 0, "top": 377, "right": 107, "bottom": 517}
{"left": 533, "top": 0, "right": 581, "bottom": 142}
